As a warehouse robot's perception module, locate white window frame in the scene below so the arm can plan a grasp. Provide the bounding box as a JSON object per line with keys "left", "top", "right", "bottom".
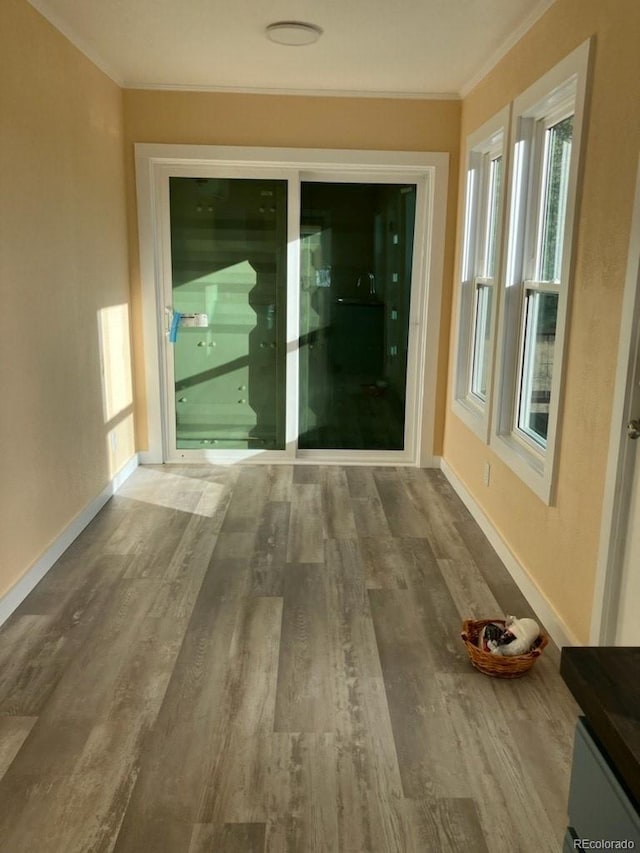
{"left": 491, "top": 39, "right": 591, "bottom": 503}
{"left": 452, "top": 106, "right": 510, "bottom": 442}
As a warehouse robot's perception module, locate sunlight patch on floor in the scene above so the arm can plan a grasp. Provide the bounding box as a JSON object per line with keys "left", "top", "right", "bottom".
{"left": 116, "top": 466, "right": 225, "bottom": 517}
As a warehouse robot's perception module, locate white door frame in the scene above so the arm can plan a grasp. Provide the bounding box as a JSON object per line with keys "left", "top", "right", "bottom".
{"left": 135, "top": 144, "right": 448, "bottom": 466}
{"left": 591, "top": 154, "right": 640, "bottom": 644}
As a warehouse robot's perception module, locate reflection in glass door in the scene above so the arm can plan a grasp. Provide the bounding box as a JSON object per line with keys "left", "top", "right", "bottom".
{"left": 299, "top": 182, "right": 417, "bottom": 450}
{"left": 168, "top": 177, "right": 287, "bottom": 450}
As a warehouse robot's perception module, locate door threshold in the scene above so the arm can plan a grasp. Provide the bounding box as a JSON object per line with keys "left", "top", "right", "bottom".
{"left": 164, "top": 449, "right": 418, "bottom": 466}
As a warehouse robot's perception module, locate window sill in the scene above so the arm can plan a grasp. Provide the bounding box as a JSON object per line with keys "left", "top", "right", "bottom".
{"left": 452, "top": 396, "right": 490, "bottom": 445}
{"left": 490, "top": 430, "right": 554, "bottom": 505}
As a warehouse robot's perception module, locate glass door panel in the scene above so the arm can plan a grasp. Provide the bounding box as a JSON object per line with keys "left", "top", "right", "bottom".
{"left": 168, "top": 177, "right": 287, "bottom": 450}
{"left": 299, "top": 182, "right": 416, "bottom": 450}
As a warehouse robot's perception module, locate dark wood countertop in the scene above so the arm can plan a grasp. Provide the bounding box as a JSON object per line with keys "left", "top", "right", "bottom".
{"left": 561, "top": 646, "right": 640, "bottom": 808}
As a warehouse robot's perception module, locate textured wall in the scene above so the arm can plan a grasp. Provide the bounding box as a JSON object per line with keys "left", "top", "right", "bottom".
{"left": 122, "top": 89, "right": 461, "bottom": 455}
{"left": 0, "top": 0, "right": 132, "bottom": 597}
{"left": 444, "top": 0, "right": 640, "bottom": 643}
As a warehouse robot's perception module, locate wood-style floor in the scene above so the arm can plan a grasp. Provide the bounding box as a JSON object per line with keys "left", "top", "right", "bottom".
{"left": 0, "top": 465, "right": 578, "bottom": 852}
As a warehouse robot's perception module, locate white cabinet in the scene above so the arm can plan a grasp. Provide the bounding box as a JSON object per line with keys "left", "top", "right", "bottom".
{"left": 567, "top": 718, "right": 640, "bottom": 847}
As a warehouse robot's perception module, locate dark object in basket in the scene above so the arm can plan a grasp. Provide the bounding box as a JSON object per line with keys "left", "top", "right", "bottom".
{"left": 461, "top": 618, "right": 548, "bottom": 678}
{"left": 477, "top": 621, "right": 509, "bottom": 652}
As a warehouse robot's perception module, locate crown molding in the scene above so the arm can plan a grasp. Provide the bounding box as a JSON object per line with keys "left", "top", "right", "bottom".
{"left": 123, "top": 82, "right": 460, "bottom": 101}
{"left": 459, "top": 0, "right": 557, "bottom": 98}
{"left": 27, "top": 0, "right": 124, "bottom": 86}
{"left": 29, "top": 0, "right": 556, "bottom": 102}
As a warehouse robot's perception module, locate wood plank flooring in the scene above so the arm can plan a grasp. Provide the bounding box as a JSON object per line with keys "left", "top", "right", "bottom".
{"left": 0, "top": 465, "right": 578, "bottom": 852}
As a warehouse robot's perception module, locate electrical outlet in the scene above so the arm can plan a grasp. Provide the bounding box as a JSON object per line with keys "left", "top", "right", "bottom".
{"left": 482, "top": 461, "right": 491, "bottom": 487}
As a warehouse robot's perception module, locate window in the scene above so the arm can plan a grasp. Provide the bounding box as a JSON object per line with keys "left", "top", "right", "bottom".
{"left": 452, "top": 107, "right": 509, "bottom": 439}
{"left": 518, "top": 110, "right": 573, "bottom": 447}
{"left": 472, "top": 151, "right": 503, "bottom": 402}
{"left": 491, "top": 40, "right": 591, "bottom": 502}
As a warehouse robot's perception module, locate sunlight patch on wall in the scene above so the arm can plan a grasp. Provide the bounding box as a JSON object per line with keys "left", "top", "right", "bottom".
{"left": 106, "top": 414, "right": 136, "bottom": 478}
{"left": 98, "top": 304, "right": 133, "bottom": 423}
{"left": 98, "top": 304, "right": 135, "bottom": 476}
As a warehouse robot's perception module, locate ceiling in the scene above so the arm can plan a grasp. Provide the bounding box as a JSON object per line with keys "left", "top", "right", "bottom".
{"left": 28, "top": 0, "right": 555, "bottom": 98}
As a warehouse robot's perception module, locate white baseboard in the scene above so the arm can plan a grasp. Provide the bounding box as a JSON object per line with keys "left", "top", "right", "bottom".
{"left": 111, "top": 454, "right": 139, "bottom": 491}
{"left": 440, "top": 458, "right": 579, "bottom": 649}
{"left": 138, "top": 449, "right": 163, "bottom": 465}
{"left": 426, "top": 454, "right": 442, "bottom": 468}
{"left": 0, "top": 454, "right": 139, "bottom": 628}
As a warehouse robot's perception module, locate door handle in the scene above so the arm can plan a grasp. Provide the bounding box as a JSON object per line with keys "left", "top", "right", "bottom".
{"left": 627, "top": 419, "right": 640, "bottom": 440}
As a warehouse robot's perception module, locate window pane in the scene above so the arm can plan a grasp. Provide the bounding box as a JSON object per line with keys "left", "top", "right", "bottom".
{"left": 484, "top": 155, "right": 502, "bottom": 279}
{"left": 462, "top": 166, "right": 477, "bottom": 282}
{"left": 298, "top": 182, "right": 416, "bottom": 450}
{"left": 518, "top": 290, "right": 559, "bottom": 445}
{"left": 471, "top": 284, "right": 493, "bottom": 401}
{"left": 169, "top": 177, "right": 287, "bottom": 450}
{"left": 539, "top": 116, "right": 573, "bottom": 282}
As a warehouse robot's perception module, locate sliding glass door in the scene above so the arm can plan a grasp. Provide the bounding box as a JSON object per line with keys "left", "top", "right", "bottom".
{"left": 168, "top": 177, "right": 287, "bottom": 450}
{"left": 299, "top": 181, "right": 416, "bottom": 450}
{"left": 162, "top": 169, "right": 423, "bottom": 462}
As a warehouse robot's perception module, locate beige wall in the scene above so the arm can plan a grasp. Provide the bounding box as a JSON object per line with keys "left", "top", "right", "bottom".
{"left": 8, "top": 0, "right": 627, "bottom": 646}
{"left": 444, "top": 0, "right": 640, "bottom": 643}
{"left": 122, "top": 90, "right": 461, "bottom": 451}
{"left": 0, "top": 1, "right": 133, "bottom": 597}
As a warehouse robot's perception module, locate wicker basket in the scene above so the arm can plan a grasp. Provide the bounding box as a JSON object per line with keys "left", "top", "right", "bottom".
{"left": 461, "top": 618, "right": 548, "bottom": 679}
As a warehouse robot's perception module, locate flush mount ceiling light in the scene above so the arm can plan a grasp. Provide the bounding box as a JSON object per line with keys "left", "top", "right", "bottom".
{"left": 266, "top": 21, "right": 323, "bottom": 46}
